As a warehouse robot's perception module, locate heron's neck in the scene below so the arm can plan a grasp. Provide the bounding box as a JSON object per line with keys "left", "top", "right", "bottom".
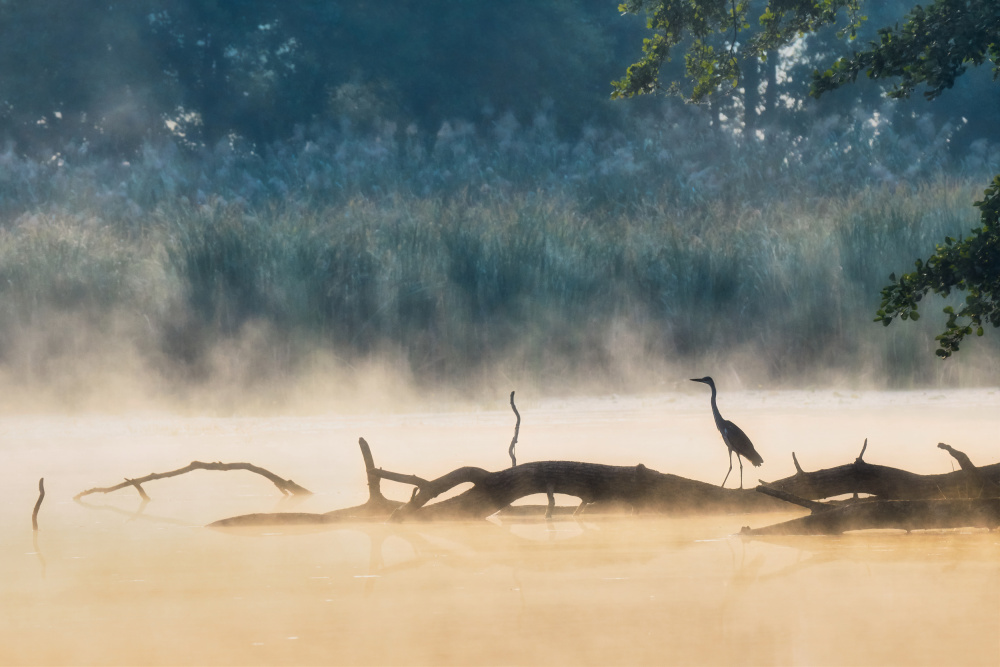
{"left": 709, "top": 385, "right": 725, "bottom": 429}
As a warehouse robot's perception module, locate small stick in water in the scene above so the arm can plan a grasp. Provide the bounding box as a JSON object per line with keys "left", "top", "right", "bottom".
{"left": 32, "top": 478, "right": 45, "bottom": 531}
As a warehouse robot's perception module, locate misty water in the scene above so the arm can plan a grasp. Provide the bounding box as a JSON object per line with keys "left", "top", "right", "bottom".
{"left": 3, "top": 389, "right": 998, "bottom": 665}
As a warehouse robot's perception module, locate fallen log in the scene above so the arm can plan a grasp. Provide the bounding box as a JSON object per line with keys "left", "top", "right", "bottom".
{"left": 378, "top": 459, "right": 786, "bottom": 521}
{"left": 763, "top": 440, "right": 1000, "bottom": 501}
{"left": 743, "top": 445, "right": 1000, "bottom": 535}
{"left": 211, "top": 437, "right": 788, "bottom": 527}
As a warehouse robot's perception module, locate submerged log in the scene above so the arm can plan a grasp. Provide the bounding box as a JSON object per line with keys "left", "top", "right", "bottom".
{"left": 741, "top": 498, "right": 1000, "bottom": 535}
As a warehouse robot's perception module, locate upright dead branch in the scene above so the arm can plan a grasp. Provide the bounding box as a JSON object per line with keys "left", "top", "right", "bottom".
{"left": 938, "top": 443, "right": 1000, "bottom": 498}
{"left": 509, "top": 390, "right": 520, "bottom": 468}
{"left": 32, "top": 478, "right": 44, "bottom": 531}
{"left": 359, "top": 437, "right": 387, "bottom": 503}
{"left": 76, "top": 461, "right": 311, "bottom": 500}
{"left": 356, "top": 438, "right": 408, "bottom": 514}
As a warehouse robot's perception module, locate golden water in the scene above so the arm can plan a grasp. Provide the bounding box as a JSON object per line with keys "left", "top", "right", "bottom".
{"left": 3, "top": 389, "right": 998, "bottom": 665}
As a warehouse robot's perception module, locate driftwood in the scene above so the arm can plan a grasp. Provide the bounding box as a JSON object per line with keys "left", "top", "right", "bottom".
{"left": 75, "top": 461, "right": 312, "bottom": 500}
{"left": 742, "top": 444, "right": 1000, "bottom": 535}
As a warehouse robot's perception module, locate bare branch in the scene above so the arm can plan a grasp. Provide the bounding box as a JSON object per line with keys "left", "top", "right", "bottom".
{"left": 856, "top": 438, "right": 868, "bottom": 464}
{"left": 791, "top": 452, "right": 804, "bottom": 474}
{"left": 509, "top": 390, "right": 520, "bottom": 468}
{"left": 75, "top": 461, "right": 311, "bottom": 500}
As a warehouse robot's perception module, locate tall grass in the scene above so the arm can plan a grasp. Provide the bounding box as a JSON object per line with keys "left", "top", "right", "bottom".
{"left": 0, "top": 104, "right": 997, "bottom": 406}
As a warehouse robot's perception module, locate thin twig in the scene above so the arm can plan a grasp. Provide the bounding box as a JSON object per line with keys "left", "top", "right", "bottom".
{"left": 791, "top": 452, "right": 804, "bottom": 474}
{"left": 32, "top": 478, "right": 45, "bottom": 531}
{"left": 508, "top": 390, "right": 520, "bottom": 468}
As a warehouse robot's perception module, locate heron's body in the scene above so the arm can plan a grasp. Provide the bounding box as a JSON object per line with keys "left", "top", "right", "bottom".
{"left": 691, "top": 376, "right": 763, "bottom": 488}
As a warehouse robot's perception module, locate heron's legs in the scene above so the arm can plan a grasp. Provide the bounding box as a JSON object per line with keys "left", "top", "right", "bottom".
{"left": 721, "top": 449, "right": 734, "bottom": 488}
{"left": 737, "top": 453, "right": 745, "bottom": 489}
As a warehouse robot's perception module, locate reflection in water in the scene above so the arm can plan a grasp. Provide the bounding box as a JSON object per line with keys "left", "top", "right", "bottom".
{"left": 74, "top": 496, "right": 191, "bottom": 526}
{"left": 31, "top": 530, "right": 46, "bottom": 578}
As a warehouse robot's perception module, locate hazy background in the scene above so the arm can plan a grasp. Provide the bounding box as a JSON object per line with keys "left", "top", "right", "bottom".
{"left": 1, "top": 0, "right": 999, "bottom": 412}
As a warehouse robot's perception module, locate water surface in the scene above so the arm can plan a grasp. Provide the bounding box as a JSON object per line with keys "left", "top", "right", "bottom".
{"left": 3, "top": 389, "right": 998, "bottom": 665}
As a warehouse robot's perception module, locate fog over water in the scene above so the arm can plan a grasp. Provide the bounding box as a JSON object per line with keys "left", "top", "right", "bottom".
{"left": 2, "top": 2, "right": 1000, "bottom": 664}
{"left": 3, "top": 389, "right": 998, "bottom": 665}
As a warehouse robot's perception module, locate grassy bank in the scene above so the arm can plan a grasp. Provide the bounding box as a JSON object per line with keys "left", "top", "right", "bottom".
{"left": 0, "top": 111, "right": 997, "bottom": 409}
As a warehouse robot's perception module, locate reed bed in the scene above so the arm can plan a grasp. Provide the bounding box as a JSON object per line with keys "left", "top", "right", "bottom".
{"left": 0, "top": 106, "right": 996, "bottom": 405}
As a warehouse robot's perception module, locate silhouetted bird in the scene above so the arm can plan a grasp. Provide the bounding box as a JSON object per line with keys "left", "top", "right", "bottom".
{"left": 690, "top": 376, "right": 763, "bottom": 488}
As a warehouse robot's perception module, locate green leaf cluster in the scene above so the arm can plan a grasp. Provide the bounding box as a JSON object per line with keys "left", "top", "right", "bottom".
{"left": 813, "top": 0, "right": 1000, "bottom": 100}
{"left": 612, "top": 0, "right": 863, "bottom": 101}
{"left": 617, "top": 0, "right": 1000, "bottom": 358}
{"left": 876, "top": 176, "right": 1000, "bottom": 357}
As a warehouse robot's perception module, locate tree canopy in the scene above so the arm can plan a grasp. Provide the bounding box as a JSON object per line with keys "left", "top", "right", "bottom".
{"left": 0, "top": 0, "right": 644, "bottom": 153}
{"left": 616, "top": 0, "right": 1000, "bottom": 357}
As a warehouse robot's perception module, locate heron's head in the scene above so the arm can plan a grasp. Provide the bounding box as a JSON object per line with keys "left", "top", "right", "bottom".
{"left": 690, "top": 376, "right": 714, "bottom": 387}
